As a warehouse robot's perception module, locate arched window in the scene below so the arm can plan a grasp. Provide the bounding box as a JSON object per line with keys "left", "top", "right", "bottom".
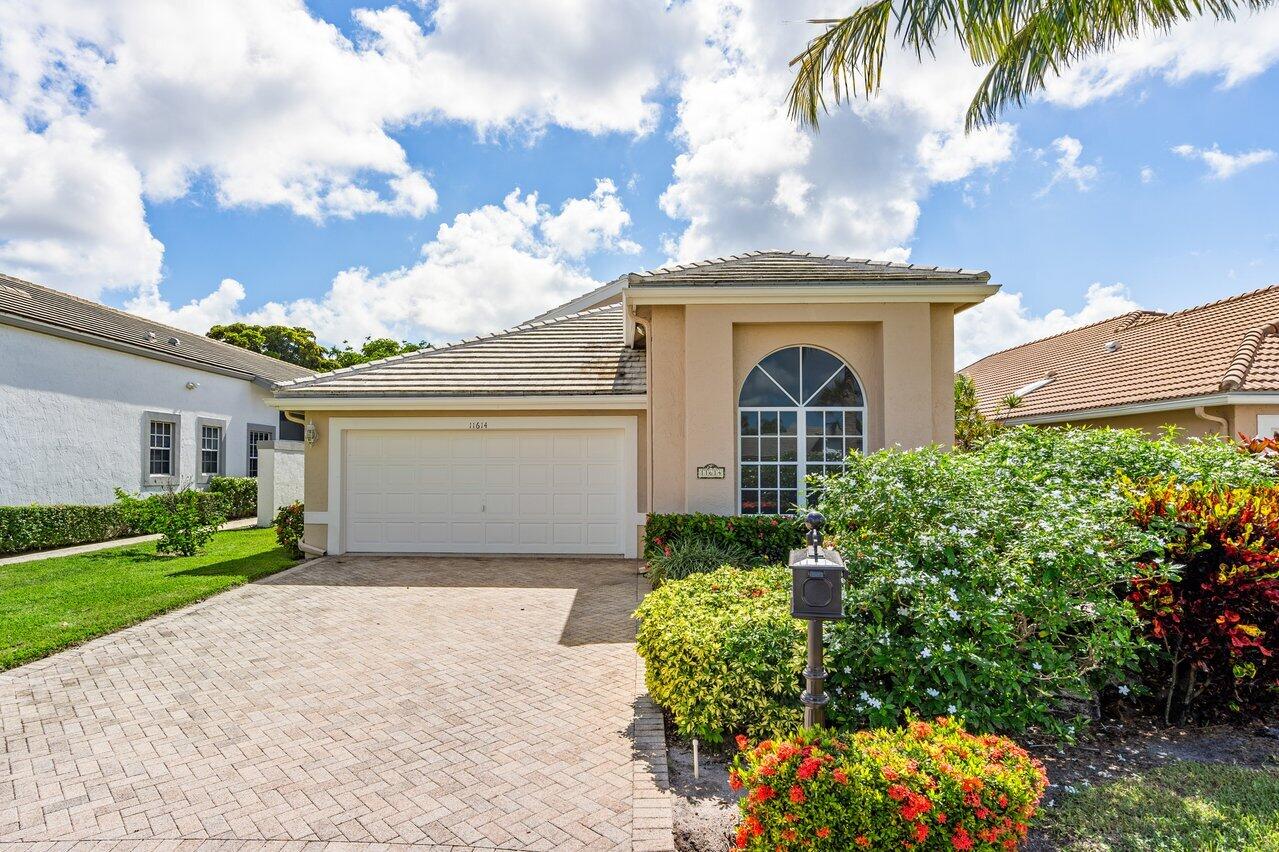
{"left": 737, "top": 346, "right": 865, "bottom": 515}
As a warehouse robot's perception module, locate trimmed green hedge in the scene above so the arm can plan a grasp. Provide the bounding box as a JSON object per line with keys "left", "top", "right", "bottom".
{"left": 207, "top": 476, "right": 257, "bottom": 519}
{"left": 644, "top": 512, "right": 804, "bottom": 563}
{"left": 0, "top": 504, "right": 133, "bottom": 556}
{"left": 0, "top": 491, "right": 232, "bottom": 556}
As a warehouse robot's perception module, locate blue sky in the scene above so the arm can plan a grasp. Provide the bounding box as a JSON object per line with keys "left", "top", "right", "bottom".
{"left": 3, "top": 1, "right": 1278, "bottom": 364}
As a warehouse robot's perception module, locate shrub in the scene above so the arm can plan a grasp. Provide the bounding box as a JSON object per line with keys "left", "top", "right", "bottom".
{"left": 645, "top": 513, "right": 803, "bottom": 563}
{"left": 0, "top": 504, "right": 134, "bottom": 555}
{"left": 815, "top": 427, "right": 1273, "bottom": 738}
{"left": 635, "top": 566, "right": 803, "bottom": 742}
{"left": 114, "top": 488, "right": 227, "bottom": 556}
{"left": 646, "top": 535, "right": 762, "bottom": 587}
{"left": 206, "top": 476, "right": 257, "bottom": 519}
{"left": 274, "top": 501, "right": 305, "bottom": 558}
{"left": 1127, "top": 479, "right": 1279, "bottom": 722}
{"left": 730, "top": 718, "right": 1048, "bottom": 851}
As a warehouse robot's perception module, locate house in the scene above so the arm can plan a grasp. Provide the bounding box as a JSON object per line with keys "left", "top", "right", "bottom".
{"left": 963, "top": 285, "right": 1279, "bottom": 439}
{"left": 270, "top": 251, "right": 998, "bottom": 558}
{"left": 0, "top": 274, "right": 312, "bottom": 506}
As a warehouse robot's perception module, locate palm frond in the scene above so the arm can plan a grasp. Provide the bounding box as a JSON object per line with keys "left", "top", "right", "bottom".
{"left": 787, "top": 0, "right": 895, "bottom": 129}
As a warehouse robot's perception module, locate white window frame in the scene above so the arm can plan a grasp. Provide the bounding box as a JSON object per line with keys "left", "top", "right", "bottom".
{"left": 142, "top": 411, "right": 181, "bottom": 487}
{"left": 246, "top": 423, "right": 276, "bottom": 478}
{"left": 736, "top": 346, "right": 867, "bottom": 515}
{"left": 196, "top": 417, "right": 227, "bottom": 482}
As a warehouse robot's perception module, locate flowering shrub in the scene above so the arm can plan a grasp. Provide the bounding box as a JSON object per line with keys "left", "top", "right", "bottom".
{"left": 274, "top": 501, "right": 305, "bottom": 558}
{"left": 730, "top": 718, "right": 1048, "bottom": 851}
{"left": 816, "top": 427, "right": 1271, "bottom": 738}
{"left": 634, "top": 566, "right": 803, "bottom": 742}
{"left": 1127, "top": 479, "right": 1279, "bottom": 721}
{"left": 645, "top": 513, "right": 802, "bottom": 563}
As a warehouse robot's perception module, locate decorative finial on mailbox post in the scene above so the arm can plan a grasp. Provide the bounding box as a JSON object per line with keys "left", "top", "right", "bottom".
{"left": 789, "top": 512, "right": 845, "bottom": 728}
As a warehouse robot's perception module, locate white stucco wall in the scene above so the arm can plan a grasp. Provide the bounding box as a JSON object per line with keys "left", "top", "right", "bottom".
{"left": 0, "top": 324, "right": 283, "bottom": 505}
{"left": 256, "top": 441, "right": 305, "bottom": 527}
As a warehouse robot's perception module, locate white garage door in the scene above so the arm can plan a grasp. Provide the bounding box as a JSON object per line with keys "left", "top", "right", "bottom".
{"left": 343, "top": 429, "right": 626, "bottom": 554}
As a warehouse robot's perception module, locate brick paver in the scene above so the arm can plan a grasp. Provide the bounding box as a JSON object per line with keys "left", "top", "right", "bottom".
{"left": 0, "top": 555, "right": 673, "bottom": 851}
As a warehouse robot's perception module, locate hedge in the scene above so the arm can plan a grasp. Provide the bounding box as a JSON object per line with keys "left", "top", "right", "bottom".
{"left": 645, "top": 512, "right": 804, "bottom": 563}
{"left": 207, "top": 476, "right": 257, "bottom": 519}
{"left": 0, "top": 504, "right": 134, "bottom": 556}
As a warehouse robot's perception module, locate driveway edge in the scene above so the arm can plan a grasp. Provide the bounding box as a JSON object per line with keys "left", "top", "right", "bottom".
{"left": 632, "top": 660, "right": 675, "bottom": 852}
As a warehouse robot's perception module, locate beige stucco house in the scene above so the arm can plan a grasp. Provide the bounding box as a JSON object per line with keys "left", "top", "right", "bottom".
{"left": 270, "top": 251, "right": 997, "bottom": 558}
{"left": 964, "top": 285, "right": 1279, "bottom": 439}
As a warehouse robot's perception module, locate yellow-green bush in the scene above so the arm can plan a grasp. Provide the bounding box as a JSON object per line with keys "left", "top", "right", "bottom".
{"left": 635, "top": 566, "right": 803, "bottom": 743}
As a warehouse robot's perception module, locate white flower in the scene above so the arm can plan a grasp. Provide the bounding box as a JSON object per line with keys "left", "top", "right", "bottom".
{"left": 947, "top": 589, "right": 959, "bottom": 602}
{"left": 925, "top": 688, "right": 940, "bottom": 698}
{"left": 947, "top": 609, "right": 961, "bottom": 621}
{"left": 947, "top": 704, "right": 958, "bottom": 714}
{"left": 1118, "top": 685, "right": 1130, "bottom": 696}
{"left": 920, "top": 647, "right": 932, "bottom": 659}
{"left": 1031, "top": 662, "right": 1042, "bottom": 671}
{"left": 942, "top": 643, "right": 952, "bottom": 652}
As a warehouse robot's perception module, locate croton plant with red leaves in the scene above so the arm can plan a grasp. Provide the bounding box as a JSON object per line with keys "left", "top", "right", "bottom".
{"left": 730, "top": 718, "right": 1047, "bottom": 851}
{"left": 1127, "top": 478, "right": 1279, "bottom": 721}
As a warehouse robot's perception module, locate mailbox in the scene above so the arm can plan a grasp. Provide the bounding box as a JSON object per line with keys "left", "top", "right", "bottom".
{"left": 789, "top": 511, "right": 846, "bottom": 619}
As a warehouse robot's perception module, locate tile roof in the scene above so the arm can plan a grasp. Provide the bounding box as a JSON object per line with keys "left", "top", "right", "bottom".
{"left": 0, "top": 273, "right": 313, "bottom": 384}
{"left": 626, "top": 250, "right": 990, "bottom": 286}
{"left": 963, "top": 284, "right": 1279, "bottom": 420}
{"left": 274, "top": 303, "right": 645, "bottom": 398}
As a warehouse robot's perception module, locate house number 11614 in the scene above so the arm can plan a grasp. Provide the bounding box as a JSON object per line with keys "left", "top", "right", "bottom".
{"left": 468, "top": 421, "right": 489, "bottom": 430}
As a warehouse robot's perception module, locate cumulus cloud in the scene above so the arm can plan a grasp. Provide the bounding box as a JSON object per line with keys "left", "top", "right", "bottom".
{"left": 1042, "top": 6, "right": 1279, "bottom": 107}
{"left": 1038, "top": 135, "right": 1100, "bottom": 195}
{"left": 659, "top": 0, "right": 1019, "bottom": 263}
{"left": 956, "top": 282, "right": 1142, "bottom": 367}
{"left": 1140, "top": 166, "right": 1156, "bottom": 183}
{"left": 1172, "top": 143, "right": 1275, "bottom": 179}
{"left": 126, "top": 183, "right": 636, "bottom": 345}
{"left": 0, "top": 0, "right": 687, "bottom": 298}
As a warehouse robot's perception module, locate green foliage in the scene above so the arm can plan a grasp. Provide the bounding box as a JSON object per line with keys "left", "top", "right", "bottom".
{"left": 634, "top": 566, "right": 804, "bottom": 743}
{"left": 731, "top": 720, "right": 1048, "bottom": 851}
{"left": 327, "top": 337, "right": 425, "bottom": 368}
{"left": 1127, "top": 479, "right": 1279, "bottom": 722}
{"left": 0, "top": 504, "right": 133, "bottom": 556}
{"left": 207, "top": 322, "right": 333, "bottom": 370}
{"left": 274, "top": 501, "right": 305, "bottom": 558}
{"left": 645, "top": 512, "right": 804, "bottom": 563}
{"left": 1041, "top": 761, "right": 1279, "bottom": 852}
{"left": 114, "top": 488, "right": 226, "bottom": 557}
{"left": 815, "top": 427, "right": 1273, "bottom": 738}
{"left": 954, "top": 374, "right": 1001, "bottom": 452}
{"left": 206, "top": 476, "right": 257, "bottom": 519}
{"left": 646, "top": 536, "right": 762, "bottom": 587}
{"left": 1, "top": 528, "right": 295, "bottom": 670}
{"left": 786, "top": 1, "right": 1273, "bottom": 131}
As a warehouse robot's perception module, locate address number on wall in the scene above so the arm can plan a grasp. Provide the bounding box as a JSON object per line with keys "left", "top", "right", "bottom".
{"left": 468, "top": 421, "right": 489, "bottom": 430}
{"left": 696, "top": 463, "right": 726, "bottom": 479}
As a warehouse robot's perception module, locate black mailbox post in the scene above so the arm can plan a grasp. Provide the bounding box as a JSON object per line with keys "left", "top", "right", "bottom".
{"left": 789, "top": 511, "right": 846, "bottom": 727}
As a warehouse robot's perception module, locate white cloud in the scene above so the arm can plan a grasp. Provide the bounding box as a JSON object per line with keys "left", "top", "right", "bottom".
{"left": 1140, "top": 166, "right": 1156, "bottom": 183}
{"left": 127, "top": 183, "right": 637, "bottom": 345}
{"left": 1172, "top": 143, "right": 1275, "bottom": 179}
{"left": 659, "top": 0, "right": 1018, "bottom": 263}
{"left": 541, "top": 179, "right": 640, "bottom": 258}
{"left": 1038, "top": 135, "right": 1099, "bottom": 196}
{"left": 956, "top": 282, "right": 1141, "bottom": 367}
{"left": 1042, "top": 7, "right": 1279, "bottom": 107}
{"left": 0, "top": 0, "right": 688, "bottom": 298}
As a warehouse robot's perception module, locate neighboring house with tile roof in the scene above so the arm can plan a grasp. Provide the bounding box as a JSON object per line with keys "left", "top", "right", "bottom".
{"left": 0, "top": 274, "right": 313, "bottom": 505}
{"left": 963, "top": 284, "right": 1279, "bottom": 441}
{"left": 272, "top": 250, "right": 998, "bottom": 559}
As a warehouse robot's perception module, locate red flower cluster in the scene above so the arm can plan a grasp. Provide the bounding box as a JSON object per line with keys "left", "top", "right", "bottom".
{"left": 730, "top": 718, "right": 1047, "bottom": 851}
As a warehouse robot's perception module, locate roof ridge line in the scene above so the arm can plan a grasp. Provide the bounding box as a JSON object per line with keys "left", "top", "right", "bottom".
{"left": 1155, "top": 282, "right": 1279, "bottom": 321}
{"left": 961, "top": 310, "right": 1141, "bottom": 368}
{"left": 274, "top": 302, "right": 623, "bottom": 389}
{"left": 630, "top": 249, "right": 985, "bottom": 279}
{"left": 1220, "top": 319, "right": 1279, "bottom": 391}
{"left": 0, "top": 271, "right": 310, "bottom": 379}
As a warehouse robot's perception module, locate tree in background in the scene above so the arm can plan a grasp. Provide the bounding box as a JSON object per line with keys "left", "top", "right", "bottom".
{"left": 787, "top": 1, "right": 1272, "bottom": 131}
{"left": 207, "top": 323, "right": 332, "bottom": 370}
{"left": 954, "top": 373, "right": 1001, "bottom": 451}
{"left": 208, "top": 323, "right": 426, "bottom": 371}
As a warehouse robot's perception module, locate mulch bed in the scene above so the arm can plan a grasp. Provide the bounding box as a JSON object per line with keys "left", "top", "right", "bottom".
{"left": 667, "top": 716, "right": 1279, "bottom": 852}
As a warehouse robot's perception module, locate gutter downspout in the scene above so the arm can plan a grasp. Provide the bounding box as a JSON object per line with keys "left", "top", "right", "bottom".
{"left": 1194, "top": 406, "right": 1229, "bottom": 436}
{"left": 298, "top": 541, "right": 326, "bottom": 558}
{"left": 282, "top": 410, "right": 307, "bottom": 426}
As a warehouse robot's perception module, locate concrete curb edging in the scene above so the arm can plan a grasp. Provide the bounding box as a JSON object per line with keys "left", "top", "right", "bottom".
{"left": 632, "top": 660, "right": 676, "bottom": 852}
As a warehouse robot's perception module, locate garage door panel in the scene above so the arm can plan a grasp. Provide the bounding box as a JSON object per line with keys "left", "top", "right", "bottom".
{"left": 344, "top": 427, "right": 627, "bottom": 554}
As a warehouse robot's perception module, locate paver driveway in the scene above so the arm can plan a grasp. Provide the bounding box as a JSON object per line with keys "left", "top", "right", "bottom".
{"left": 0, "top": 555, "right": 672, "bottom": 851}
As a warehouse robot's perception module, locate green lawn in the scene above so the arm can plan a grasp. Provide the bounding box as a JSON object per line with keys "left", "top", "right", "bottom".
{"left": 0, "top": 527, "right": 296, "bottom": 670}
{"left": 1042, "top": 761, "right": 1279, "bottom": 851}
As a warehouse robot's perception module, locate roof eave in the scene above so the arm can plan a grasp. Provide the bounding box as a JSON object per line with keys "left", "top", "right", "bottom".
{"left": 994, "top": 391, "right": 1279, "bottom": 424}
{"left": 623, "top": 282, "right": 999, "bottom": 306}
{"left": 268, "top": 393, "right": 649, "bottom": 411}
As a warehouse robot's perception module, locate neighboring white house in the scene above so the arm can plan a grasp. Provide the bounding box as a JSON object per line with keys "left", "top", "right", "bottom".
{"left": 0, "top": 274, "right": 313, "bottom": 506}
